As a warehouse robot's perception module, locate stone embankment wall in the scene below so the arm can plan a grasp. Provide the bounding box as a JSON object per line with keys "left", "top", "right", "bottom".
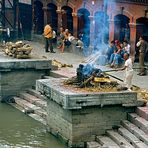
{"left": 0, "top": 59, "right": 51, "bottom": 101}
{"left": 36, "top": 78, "right": 138, "bottom": 147}
{"left": 47, "top": 99, "right": 135, "bottom": 147}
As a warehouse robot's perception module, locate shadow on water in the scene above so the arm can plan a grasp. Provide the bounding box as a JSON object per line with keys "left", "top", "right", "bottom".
{"left": 0, "top": 103, "right": 67, "bottom": 148}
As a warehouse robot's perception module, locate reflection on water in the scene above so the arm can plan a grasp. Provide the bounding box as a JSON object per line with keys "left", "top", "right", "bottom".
{"left": 0, "top": 103, "right": 67, "bottom": 148}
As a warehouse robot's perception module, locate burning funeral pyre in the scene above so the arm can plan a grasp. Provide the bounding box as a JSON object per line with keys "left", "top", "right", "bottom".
{"left": 64, "top": 64, "right": 119, "bottom": 92}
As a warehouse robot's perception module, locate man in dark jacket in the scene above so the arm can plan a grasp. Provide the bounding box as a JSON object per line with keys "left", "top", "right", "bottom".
{"left": 136, "top": 36, "right": 148, "bottom": 76}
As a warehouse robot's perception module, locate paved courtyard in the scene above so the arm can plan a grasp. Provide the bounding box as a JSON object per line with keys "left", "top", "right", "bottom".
{"left": 0, "top": 40, "right": 148, "bottom": 89}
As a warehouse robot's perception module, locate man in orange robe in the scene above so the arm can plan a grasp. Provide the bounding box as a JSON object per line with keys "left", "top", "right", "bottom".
{"left": 43, "top": 24, "right": 55, "bottom": 53}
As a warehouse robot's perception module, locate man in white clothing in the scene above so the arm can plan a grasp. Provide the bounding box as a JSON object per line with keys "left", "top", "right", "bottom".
{"left": 118, "top": 53, "right": 134, "bottom": 91}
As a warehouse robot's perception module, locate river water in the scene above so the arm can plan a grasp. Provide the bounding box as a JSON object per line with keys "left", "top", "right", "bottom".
{"left": 0, "top": 103, "right": 67, "bottom": 148}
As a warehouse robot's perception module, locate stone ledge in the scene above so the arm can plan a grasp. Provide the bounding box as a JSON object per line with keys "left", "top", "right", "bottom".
{"left": 36, "top": 78, "right": 138, "bottom": 109}
{"left": 0, "top": 59, "right": 52, "bottom": 71}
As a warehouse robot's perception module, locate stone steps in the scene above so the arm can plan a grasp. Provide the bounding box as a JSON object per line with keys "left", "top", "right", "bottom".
{"left": 14, "top": 96, "right": 41, "bottom": 111}
{"left": 87, "top": 141, "right": 102, "bottom": 148}
{"left": 121, "top": 120, "right": 148, "bottom": 145}
{"left": 13, "top": 96, "right": 47, "bottom": 118}
{"left": 27, "top": 88, "right": 47, "bottom": 100}
{"left": 19, "top": 92, "right": 47, "bottom": 110}
{"left": 88, "top": 106, "right": 148, "bottom": 148}
{"left": 96, "top": 135, "right": 120, "bottom": 148}
{"left": 136, "top": 107, "right": 148, "bottom": 121}
{"left": 118, "top": 126, "right": 148, "bottom": 148}
{"left": 106, "top": 129, "right": 134, "bottom": 148}
{"left": 128, "top": 113, "right": 148, "bottom": 134}
{"left": 9, "top": 88, "right": 47, "bottom": 125}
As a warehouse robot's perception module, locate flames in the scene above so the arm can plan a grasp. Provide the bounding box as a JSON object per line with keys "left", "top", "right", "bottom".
{"left": 63, "top": 64, "right": 118, "bottom": 92}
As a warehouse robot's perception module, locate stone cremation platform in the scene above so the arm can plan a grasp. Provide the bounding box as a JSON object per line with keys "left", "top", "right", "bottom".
{"left": 36, "top": 78, "right": 141, "bottom": 147}
{"left": 0, "top": 54, "right": 52, "bottom": 101}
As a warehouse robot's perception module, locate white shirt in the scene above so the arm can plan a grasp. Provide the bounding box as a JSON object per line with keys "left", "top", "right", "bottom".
{"left": 6, "top": 28, "right": 10, "bottom": 37}
{"left": 136, "top": 41, "right": 141, "bottom": 47}
{"left": 124, "top": 44, "right": 130, "bottom": 54}
{"left": 52, "top": 30, "right": 56, "bottom": 39}
{"left": 68, "top": 35, "right": 75, "bottom": 42}
{"left": 125, "top": 58, "right": 133, "bottom": 72}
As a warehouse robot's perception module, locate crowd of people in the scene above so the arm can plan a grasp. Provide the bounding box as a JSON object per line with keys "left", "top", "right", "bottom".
{"left": 107, "top": 36, "right": 147, "bottom": 91}
{"left": 107, "top": 36, "right": 148, "bottom": 76}
{"left": 43, "top": 24, "right": 84, "bottom": 53}
{"left": 107, "top": 40, "right": 131, "bottom": 68}
{"left": 43, "top": 24, "right": 147, "bottom": 79}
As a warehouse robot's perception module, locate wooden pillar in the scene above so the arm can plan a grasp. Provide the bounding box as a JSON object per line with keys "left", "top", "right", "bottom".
{"left": 88, "top": 15, "right": 94, "bottom": 46}
{"left": 56, "top": 8, "right": 62, "bottom": 29}
{"left": 72, "top": 12, "right": 78, "bottom": 37}
{"left": 43, "top": 7, "right": 48, "bottom": 25}
{"left": 109, "top": 19, "right": 115, "bottom": 42}
{"left": 14, "top": 0, "right": 19, "bottom": 39}
{"left": 32, "top": 0, "right": 35, "bottom": 33}
{"left": 129, "top": 23, "right": 137, "bottom": 56}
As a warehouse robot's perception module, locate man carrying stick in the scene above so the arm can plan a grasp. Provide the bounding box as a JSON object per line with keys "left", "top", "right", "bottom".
{"left": 117, "top": 53, "right": 134, "bottom": 91}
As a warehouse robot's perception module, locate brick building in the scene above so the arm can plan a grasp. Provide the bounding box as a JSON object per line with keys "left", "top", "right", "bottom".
{"left": 0, "top": 0, "right": 148, "bottom": 56}
{"left": 33, "top": 0, "right": 148, "bottom": 55}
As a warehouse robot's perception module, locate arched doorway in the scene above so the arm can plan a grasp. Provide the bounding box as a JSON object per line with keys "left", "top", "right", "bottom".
{"left": 47, "top": 3, "right": 57, "bottom": 32}
{"left": 61, "top": 6, "right": 73, "bottom": 33}
{"left": 114, "top": 14, "right": 130, "bottom": 42}
{"left": 77, "top": 8, "right": 90, "bottom": 47}
{"left": 136, "top": 17, "right": 148, "bottom": 42}
{"left": 94, "top": 11, "right": 109, "bottom": 44}
{"left": 33, "top": 0, "right": 44, "bottom": 34}
{"left": 136, "top": 17, "right": 148, "bottom": 61}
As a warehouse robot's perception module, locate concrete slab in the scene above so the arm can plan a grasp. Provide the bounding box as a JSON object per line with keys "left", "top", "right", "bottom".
{"left": 0, "top": 52, "right": 52, "bottom": 100}
{"left": 121, "top": 120, "right": 148, "bottom": 145}
{"left": 96, "top": 136, "right": 120, "bottom": 148}
{"left": 136, "top": 107, "right": 148, "bottom": 120}
{"left": 128, "top": 113, "right": 148, "bottom": 134}
{"left": 118, "top": 127, "right": 148, "bottom": 148}
{"left": 36, "top": 78, "right": 138, "bottom": 109}
{"left": 106, "top": 130, "right": 134, "bottom": 148}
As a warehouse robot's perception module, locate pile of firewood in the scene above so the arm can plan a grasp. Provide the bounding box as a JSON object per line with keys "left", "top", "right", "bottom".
{"left": 4, "top": 41, "right": 33, "bottom": 59}
{"left": 138, "top": 89, "right": 148, "bottom": 101}
{"left": 52, "top": 59, "right": 73, "bottom": 68}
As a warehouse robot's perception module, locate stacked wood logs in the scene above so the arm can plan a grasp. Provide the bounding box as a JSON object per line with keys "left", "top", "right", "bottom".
{"left": 138, "top": 89, "right": 148, "bottom": 101}
{"left": 4, "top": 41, "right": 33, "bottom": 59}
{"left": 52, "top": 59, "right": 73, "bottom": 68}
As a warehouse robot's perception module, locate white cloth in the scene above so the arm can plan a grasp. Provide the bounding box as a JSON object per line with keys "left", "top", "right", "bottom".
{"left": 124, "top": 58, "right": 133, "bottom": 89}
{"left": 136, "top": 41, "right": 141, "bottom": 47}
{"left": 76, "top": 40, "right": 84, "bottom": 49}
{"left": 52, "top": 30, "right": 56, "bottom": 39}
{"left": 124, "top": 44, "right": 130, "bottom": 54}
{"left": 6, "top": 28, "right": 10, "bottom": 37}
{"left": 68, "top": 35, "right": 75, "bottom": 42}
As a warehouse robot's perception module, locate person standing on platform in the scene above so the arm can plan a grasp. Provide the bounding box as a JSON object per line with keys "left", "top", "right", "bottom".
{"left": 43, "top": 24, "right": 55, "bottom": 53}
{"left": 117, "top": 53, "right": 134, "bottom": 91}
{"left": 136, "top": 36, "right": 148, "bottom": 76}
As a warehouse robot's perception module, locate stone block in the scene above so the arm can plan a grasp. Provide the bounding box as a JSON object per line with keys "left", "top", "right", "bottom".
{"left": 87, "top": 141, "right": 101, "bottom": 148}
{"left": 121, "top": 120, "right": 148, "bottom": 145}
{"left": 0, "top": 59, "right": 51, "bottom": 101}
{"left": 36, "top": 78, "right": 138, "bottom": 109}
{"left": 128, "top": 113, "right": 148, "bottom": 134}
{"left": 136, "top": 107, "right": 148, "bottom": 120}
{"left": 36, "top": 78, "right": 140, "bottom": 147}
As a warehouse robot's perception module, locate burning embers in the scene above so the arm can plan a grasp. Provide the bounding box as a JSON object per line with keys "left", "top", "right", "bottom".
{"left": 64, "top": 64, "right": 118, "bottom": 91}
